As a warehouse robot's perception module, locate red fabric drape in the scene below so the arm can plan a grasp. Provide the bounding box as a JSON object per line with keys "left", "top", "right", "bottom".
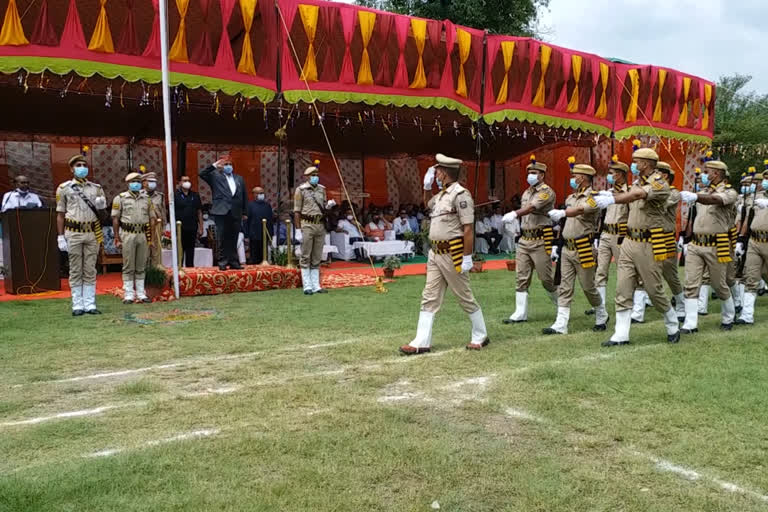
{"left": 59, "top": 0, "right": 86, "bottom": 50}
{"left": 391, "top": 15, "right": 409, "bottom": 89}
{"left": 318, "top": 6, "right": 338, "bottom": 82}
{"left": 190, "top": 0, "right": 214, "bottom": 66}
{"left": 30, "top": 0, "right": 58, "bottom": 46}
{"left": 142, "top": 0, "right": 160, "bottom": 58}
{"left": 214, "top": 0, "right": 237, "bottom": 71}
{"left": 426, "top": 20, "right": 441, "bottom": 88}
{"left": 374, "top": 14, "right": 394, "bottom": 86}
{"left": 256, "top": 0, "right": 277, "bottom": 79}
{"left": 439, "top": 21, "right": 455, "bottom": 91}
{"left": 339, "top": 8, "right": 356, "bottom": 84}
{"left": 116, "top": 0, "right": 141, "bottom": 55}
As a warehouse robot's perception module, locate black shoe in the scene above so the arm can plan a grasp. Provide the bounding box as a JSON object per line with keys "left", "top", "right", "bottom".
{"left": 139, "top": 297, "right": 151, "bottom": 304}
{"left": 667, "top": 331, "right": 681, "bottom": 344}
{"left": 314, "top": 289, "right": 328, "bottom": 294}
{"left": 681, "top": 328, "right": 698, "bottom": 334}
{"left": 601, "top": 340, "right": 630, "bottom": 347}
{"left": 584, "top": 308, "right": 596, "bottom": 316}
{"left": 72, "top": 309, "right": 85, "bottom": 317}
{"left": 759, "top": 289, "right": 767, "bottom": 297}
{"left": 86, "top": 309, "right": 102, "bottom": 315}
{"left": 671, "top": 296, "right": 677, "bottom": 307}
{"left": 502, "top": 318, "right": 526, "bottom": 324}
{"left": 735, "top": 306, "right": 743, "bottom": 315}
{"left": 698, "top": 312, "right": 708, "bottom": 316}
{"left": 677, "top": 316, "right": 686, "bottom": 323}
{"left": 631, "top": 319, "right": 644, "bottom": 324}
{"left": 123, "top": 299, "right": 134, "bottom": 305}
{"left": 229, "top": 263, "right": 243, "bottom": 270}
{"left": 592, "top": 323, "right": 607, "bottom": 332}
{"left": 711, "top": 292, "right": 718, "bottom": 301}
{"left": 303, "top": 290, "right": 314, "bottom": 295}
{"left": 735, "top": 318, "right": 753, "bottom": 326}
{"left": 720, "top": 323, "right": 733, "bottom": 331}
{"left": 218, "top": 265, "right": 228, "bottom": 271}
{"left": 542, "top": 328, "right": 564, "bottom": 335}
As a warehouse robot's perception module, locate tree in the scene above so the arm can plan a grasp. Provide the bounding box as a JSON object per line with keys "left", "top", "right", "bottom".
{"left": 356, "top": 0, "right": 550, "bottom": 37}
{"left": 713, "top": 74, "right": 768, "bottom": 182}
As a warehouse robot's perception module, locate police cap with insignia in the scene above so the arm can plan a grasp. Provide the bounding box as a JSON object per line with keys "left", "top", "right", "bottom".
{"left": 526, "top": 154, "right": 547, "bottom": 173}
{"left": 632, "top": 147, "right": 659, "bottom": 162}
{"left": 436, "top": 153, "right": 462, "bottom": 179}
{"left": 572, "top": 164, "right": 596, "bottom": 176}
{"left": 141, "top": 172, "right": 157, "bottom": 181}
{"left": 609, "top": 155, "right": 629, "bottom": 174}
{"left": 68, "top": 154, "right": 87, "bottom": 167}
{"left": 304, "top": 166, "right": 319, "bottom": 176}
{"left": 704, "top": 160, "right": 728, "bottom": 177}
{"left": 656, "top": 161, "right": 674, "bottom": 176}
{"left": 125, "top": 172, "right": 142, "bottom": 182}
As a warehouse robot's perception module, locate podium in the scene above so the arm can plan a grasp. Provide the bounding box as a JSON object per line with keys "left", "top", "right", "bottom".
{"left": 1, "top": 208, "right": 60, "bottom": 294}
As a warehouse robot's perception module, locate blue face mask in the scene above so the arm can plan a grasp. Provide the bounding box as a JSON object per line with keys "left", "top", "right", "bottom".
{"left": 606, "top": 174, "right": 615, "bottom": 186}
{"left": 223, "top": 165, "right": 234, "bottom": 175}
{"left": 750, "top": 184, "right": 757, "bottom": 194}
{"left": 129, "top": 182, "right": 142, "bottom": 192}
{"left": 309, "top": 176, "right": 319, "bottom": 186}
{"left": 436, "top": 177, "right": 443, "bottom": 189}
{"left": 700, "top": 173, "right": 710, "bottom": 187}
{"left": 74, "top": 167, "right": 89, "bottom": 179}
{"left": 526, "top": 173, "right": 538, "bottom": 187}
{"left": 694, "top": 183, "right": 700, "bottom": 192}
{"left": 147, "top": 181, "right": 157, "bottom": 191}
{"left": 741, "top": 186, "right": 747, "bottom": 195}
{"left": 569, "top": 178, "right": 578, "bottom": 190}
{"left": 630, "top": 163, "right": 640, "bottom": 176}
{"left": 763, "top": 180, "right": 768, "bottom": 191}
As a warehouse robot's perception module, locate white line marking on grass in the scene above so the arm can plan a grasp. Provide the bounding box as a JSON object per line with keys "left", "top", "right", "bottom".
{"left": 0, "top": 405, "right": 121, "bottom": 427}
{"left": 87, "top": 429, "right": 221, "bottom": 458}
{"left": 182, "top": 386, "right": 241, "bottom": 398}
{"left": 504, "top": 407, "right": 545, "bottom": 423}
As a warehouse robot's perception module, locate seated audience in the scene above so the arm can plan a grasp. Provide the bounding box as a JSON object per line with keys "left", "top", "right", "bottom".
{"left": 336, "top": 208, "right": 365, "bottom": 261}
{"left": 393, "top": 210, "right": 412, "bottom": 240}
{"left": 364, "top": 214, "right": 385, "bottom": 241}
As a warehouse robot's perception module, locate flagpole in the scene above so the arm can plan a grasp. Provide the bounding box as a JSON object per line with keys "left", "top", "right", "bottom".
{"left": 158, "top": 0, "right": 180, "bottom": 298}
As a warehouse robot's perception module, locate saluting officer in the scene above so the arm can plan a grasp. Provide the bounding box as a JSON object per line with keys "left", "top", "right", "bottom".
{"left": 679, "top": 160, "right": 739, "bottom": 333}
{"left": 400, "top": 154, "right": 489, "bottom": 355}
{"left": 294, "top": 165, "right": 335, "bottom": 295}
{"left": 593, "top": 156, "right": 629, "bottom": 313}
{"left": 595, "top": 145, "right": 681, "bottom": 346}
{"left": 501, "top": 155, "right": 557, "bottom": 323}
{"left": 113, "top": 173, "right": 155, "bottom": 304}
{"left": 544, "top": 163, "right": 608, "bottom": 335}
{"left": 142, "top": 171, "right": 167, "bottom": 268}
{"left": 736, "top": 168, "right": 768, "bottom": 325}
{"left": 56, "top": 154, "right": 107, "bottom": 316}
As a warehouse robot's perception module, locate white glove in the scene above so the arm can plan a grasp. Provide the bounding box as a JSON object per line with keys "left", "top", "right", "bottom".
{"left": 755, "top": 198, "right": 768, "bottom": 209}
{"left": 94, "top": 196, "right": 106, "bottom": 209}
{"left": 735, "top": 242, "right": 745, "bottom": 258}
{"left": 683, "top": 243, "right": 688, "bottom": 257}
{"left": 295, "top": 229, "right": 303, "bottom": 242}
{"left": 595, "top": 195, "right": 615, "bottom": 209}
{"left": 680, "top": 191, "right": 698, "bottom": 203}
{"left": 550, "top": 246, "right": 560, "bottom": 263}
{"left": 548, "top": 209, "right": 566, "bottom": 223}
{"left": 676, "top": 238, "right": 683, "bottom": 253}
{"left": 326, "top": 199, "right": 336, "bottom": 209}
{"left": 57, "top": 235, "right": 68, "bottom": 252}
{"left": 423, "top": 166, "right": 436, "bottom": 190}
{"left": 593, "top": 238, "right": 599, "bottom": 250}
{"left": 461, "top": 255, "right": 473, "bottom": 274}
{"left": 597, "top": 190, "right": 614, "bottom": 197}
{"left": 502, "top": 211, "right": 517, "bottom": 224}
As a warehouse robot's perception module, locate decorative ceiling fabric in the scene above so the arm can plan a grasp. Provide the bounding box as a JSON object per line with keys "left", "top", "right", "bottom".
{"left": 0, "top": 0, "right": 714, "bottom": 142}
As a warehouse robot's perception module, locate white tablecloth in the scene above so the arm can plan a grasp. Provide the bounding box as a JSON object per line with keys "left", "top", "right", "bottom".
{"left": 162, "top": 248, "right": 214, "bottom": 268}
{"left": 353, "top": 241, "right": 414, "bottom": 258}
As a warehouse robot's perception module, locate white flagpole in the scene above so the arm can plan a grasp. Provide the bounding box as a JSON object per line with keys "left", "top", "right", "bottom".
{"left": 158, "top": 0, "right": 180, "bottom": 298}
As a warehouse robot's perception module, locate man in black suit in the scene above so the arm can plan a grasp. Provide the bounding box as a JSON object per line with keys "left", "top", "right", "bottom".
{"left": 199, "top": 155, "right": 247, "bottom": 270}
{"left": 246, "top": 186, "right": 273, "bottom": 264}
{"left": 174, "top": 175, "right": 203, "bottom": 267}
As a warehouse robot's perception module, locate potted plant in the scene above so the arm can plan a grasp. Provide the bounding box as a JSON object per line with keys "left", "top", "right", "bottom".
{"left": 470, "top": 253, "right": 486, "bottom": 273}
{"left": 144, "top": 265, "right": 169, "bottom": 300}
{"left": 382, "top": 255, "right": 401, "bottom": 278}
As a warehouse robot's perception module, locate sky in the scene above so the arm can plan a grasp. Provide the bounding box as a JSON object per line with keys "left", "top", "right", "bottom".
{"left": 335, "top": 0, "right": 766, "bottom": 95}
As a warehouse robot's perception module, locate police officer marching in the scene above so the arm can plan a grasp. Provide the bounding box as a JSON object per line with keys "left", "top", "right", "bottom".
{"left": 400, "top": 154, "right": 489, "bottom": 355}
{"left": 736, "top": 164, "right": 768, "bottom": 325}
{"left": 56, "top": 154, "right": 108, "bottom": 316}
{"left": 543, "top": 160, "right": 608, "bottom": 335}
{"left": 113, "top": 173, "right": 155, "bottom": 304}
{"left": 679, "top": 160, "right": 739, "bottom": 333}
{"left": 730, "top": 171, "right": 756, "bottom": 313}
{"left": 501, "top": 155, "right": 557, "bottom": 324}
{"left": 594, "top": 143, "right": 681, "bottom": 346}
{"left": 294, "top": 164, "right": 335, "bottom": 295}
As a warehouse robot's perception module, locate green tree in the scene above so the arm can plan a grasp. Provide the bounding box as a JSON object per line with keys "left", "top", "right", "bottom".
{"left": 714, "top": 74, "right": 768, "bottom": 182}
{"left": 356, "top": 0, "right": 550, "bottom": 37}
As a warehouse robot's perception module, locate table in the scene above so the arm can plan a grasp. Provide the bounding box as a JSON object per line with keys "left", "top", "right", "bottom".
{"left": 162, "top": 248, "right": 214, "bottom": 268}
{"left": 352, "top": 240, "right": 414, "bottom": 259}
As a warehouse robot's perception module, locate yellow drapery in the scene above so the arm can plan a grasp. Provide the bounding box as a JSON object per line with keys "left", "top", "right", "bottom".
{"left": 494, "top": 41, "right": 515, "bottom": 104}
{"left": 357, "top": 11, "right": 376, "bottom": 85}
{"left": 88, "top": 0, "right": 115, "bottom": 53}
{"left": 652, "top": 69, "right": 667, "bottom": 122}
{"left": 677, "top": 77, "right": 691, "bottom": 127}
{"left": 702, "top": 83, "right": 712, "bottom": 130}
{"left": 169, "top": 0, "right": 190, "bottom": 63}
{"left": 566, "top": 54, "right": 582, "bottom": 113}
{"left": 455, "top": 28, "right": 472, "bottom": 98}
{"left": 298, "top": 4, "right": 319, "bottom": 82}
{"left": 595, "top": 62, "right": 609, "bottom": 119}
{"left": 237, "top": 0, "right": 258, "bottom": 75}
{"left": 624, "top": 68, "right": 640, "bottom": 123}
{"left": 0, "top": 0, "right": 28, "bottom": 46}
{"left": 531, "top": 45, "right": 552, "bottom": 107}
{"left": 409, "top": 19, "right": 427, "bottom": 89}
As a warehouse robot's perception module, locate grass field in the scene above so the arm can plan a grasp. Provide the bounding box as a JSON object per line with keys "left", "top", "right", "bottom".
{"left": 1, "top": 269, "right": 768, "bottom": 511}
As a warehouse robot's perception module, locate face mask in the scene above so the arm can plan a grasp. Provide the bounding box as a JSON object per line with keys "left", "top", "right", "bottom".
{"left": 694, "top": 183, "right": 700, "bottom": 192}
{"left": 569, "top": 178, "right": 579, "bottom": 190}
{"left": 630, "top": 163, "right": 639, "bottom": 176}
{"left": 606, "top": 175, "right": 615, "bottom": 186}
{"left": 700, "top": 174, "right": 710, "bottom": 187}
{"left": 223, "top": 165, "right": 234, "bottom": 175}
{"left": 148, "top": 181, "right": 157, "bottom": 191}
{"left": 74, "top": 167, "right": 89, "bottom": 179}
{"left": 741, "top": 186, "right": 747, "bottom": 195}
{"left": 129, "top": 182, "right": 142, "bottom": 192}
{"left": 257, "top": 194, "right": 265, "bottom": 201}
{"left": 750, "top": 184, "right": 757, "bottom": 194}
{"left": 526, "top": 173, "right": 538, "bottom": 187}
{"left": 181, "top": 182, "right": 192, "bottom": 190}
{"left": 436, "top": 178, "right": 443, "bottom": 189}
{"left": 763, "top": 180, "right": 768, "bottom": 191}
{"left": 203, "top": 214, "right": 209, "bottom": 220}
{"left": 347, "top": 215, "right": 353, "bottom": 221}
{"left": 17, "top": 188, "right": 28, "bottom": 196}
{"left": 309, "top": 176, "right": 320, "bottom": 186}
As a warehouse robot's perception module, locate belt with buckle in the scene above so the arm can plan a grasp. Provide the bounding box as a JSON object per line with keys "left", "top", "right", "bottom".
{"left": 64, "top": 218, "right": 97, "bottom": 233}
{"left": 301, "top": 214, "right": 323, "bottom": 224}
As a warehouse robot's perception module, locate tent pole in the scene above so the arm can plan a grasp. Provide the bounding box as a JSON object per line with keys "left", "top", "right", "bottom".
{"left": 472, "top": 30, "right": 489, "bottom": 252}
{"left": 159, "top": 0, "right": 180, "bottom": 299}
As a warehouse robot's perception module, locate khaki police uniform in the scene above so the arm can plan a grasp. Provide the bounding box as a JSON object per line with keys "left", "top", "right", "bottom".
{"left": 737, "top": 188, "right": 768, "bottom": 324}
{"left": 517, "top": 181, "right": 556, "bottom": 293}
{"left": 595, "top": 182, "right": 628, "bottom": 288}
{"left": 661, "top": 186, "right": 683, "bottom": 296}
{"left": 147, "top": 190, "right": 166, "bottom": 268}
{"left": 56, "top": 174, "right": 106, "bottom": 312}
{"left": 294, "top": 167, "right": 328, "bottom": 294}
{"left": 112, "top": 190, "right": 152, "bottom": 286}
